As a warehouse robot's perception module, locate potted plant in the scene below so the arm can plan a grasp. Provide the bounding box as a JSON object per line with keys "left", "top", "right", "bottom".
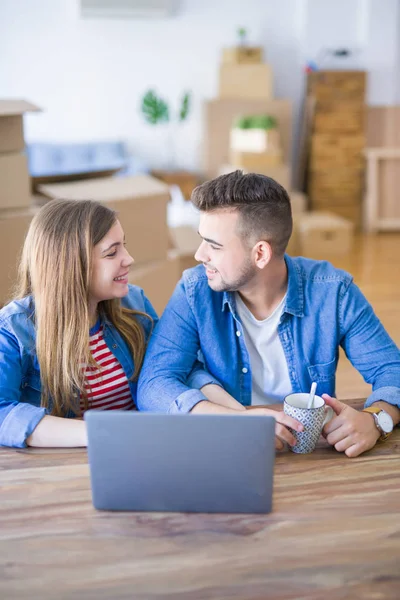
{"left": 140, "top": 89, "right": 191, "bottom": 170}
{"left": 230, "top": 114, "right": 280, "bottom": 153}
{"left": 140, "top": 89, "right": 199, "bottom": 198}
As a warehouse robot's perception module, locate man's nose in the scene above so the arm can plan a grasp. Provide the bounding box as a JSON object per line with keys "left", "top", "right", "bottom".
{"left": 194, "top": 240, "right": 208, "bottom": 263}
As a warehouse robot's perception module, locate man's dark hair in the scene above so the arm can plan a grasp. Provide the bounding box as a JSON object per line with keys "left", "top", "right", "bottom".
{"left": 191, "top": 170, "right": 292, "bottom": 256}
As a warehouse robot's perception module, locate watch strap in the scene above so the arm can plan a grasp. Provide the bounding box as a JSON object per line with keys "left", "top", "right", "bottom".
{"left": 362, "top": 407, "right": 392, "bottom": 441}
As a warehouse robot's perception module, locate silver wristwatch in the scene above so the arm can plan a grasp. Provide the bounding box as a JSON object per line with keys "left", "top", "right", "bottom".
{"left": 363, "top": 407, "right": 394, "bottom": 441}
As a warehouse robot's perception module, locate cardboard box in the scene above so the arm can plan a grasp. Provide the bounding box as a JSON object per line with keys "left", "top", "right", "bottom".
{"left": 297, "top": 211, "right": 354, "bottom": 259}
{"left": 204, "top": 99, "right": 292, "bottom": 179}
{"left": 290, "top": 191, "right": 307, "bottom": 214}
{"left": 0, "top": 99, "right": 41, "bottom": 154}
{"left": 307, "top": 71, "right": 366, "bottom": 103}
{"left": 0, "top": 153, "right": 31, "bottom": 209}
{"left": 313, "top": 102, "right": 365, "bottom": 134}
{"left": 128, "top": 253, "right": 181, "bottom": 316}
{"left": 310, "top": 134, "right": 365, "bottom": 171}
{"left": 169, "top": 226, "right": 199, "bottom": 273}
{"left": 286, "top": 216, "right": 300, "bottom": 256}
{"left": 311, "top": 203, "right": 362, "bottom": 229}
{"left": 38, "top": 175, "right": 170, "bottom": 265}
{"left": 0, "top": 208, "right": 36, "bottom": 305}
{"left": 222, "top": 46, "right": 263, "bottom": 64}
{"left": 230, "top": 128, "right": 280, "bottom": 153}
{"left": 308, "top": 168, "right": 364, "bottom": 202}
{"left": 230, "top": 149, "right": 283, "bottom": 170}
{"left": 151, "top": 169, "right": 200, "bottom": 200}
{"left": 218, "top": 64, "right": 273, "bottom": 100}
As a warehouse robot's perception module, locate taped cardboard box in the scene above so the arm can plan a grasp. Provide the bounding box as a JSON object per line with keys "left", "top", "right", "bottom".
{"left": 219, "top": 64, "right": 273, "bottom": 100}
{"left": 222, "top": 46, "right": 263, "bottom": 65}
{"left": 297, "top": 211, "right": 354, "bottom": 259}
{"left": 0, "top": 208, "right": 36, "bottom": 306}
{"left": 230, "top": 149, "right": 283, "bottom": 170}
{"left": 0, "top": 99, "right": 41, "bottom": 154}
{"left": 0, "top": 153, "right": 31, "bottom": 209}
{"left": 38, "top": 175, "right": 170, "bottom": 265}
{"left": 128, "top": 253, "right": 181, "bottom": 316}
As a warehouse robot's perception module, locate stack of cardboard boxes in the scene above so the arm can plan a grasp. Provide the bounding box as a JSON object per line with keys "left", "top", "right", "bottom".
{"left": 0, "top": 100, "right": 41, "bottom": 306}
{"left": 38, "top": 176, "right": 198, "bottom": 315}
{"left": 0, "top": 99, "right": 197, "bottom": 314}
{"left": 204, "top": 44, "right": 292, "bottom": 191}
{"left": 306, "top": 70, "right": 366, "bottom": 228}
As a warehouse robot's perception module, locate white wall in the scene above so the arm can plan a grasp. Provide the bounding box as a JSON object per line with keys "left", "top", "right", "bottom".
{"left": 0, "top": 0, "right": 399, "bottom": 171}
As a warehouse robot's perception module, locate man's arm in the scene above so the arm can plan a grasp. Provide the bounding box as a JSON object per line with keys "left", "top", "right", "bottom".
{"left": 340, "top": 281, "right": 400, "bottom": 410}
{"left": 321, "top": 282, "right": 400, "bottom": 458}
{"left": 191, "top": 397, "right": 303, "bottom": 450}
{"left": 137, "top": 279, "right": 216, "bottom": 413}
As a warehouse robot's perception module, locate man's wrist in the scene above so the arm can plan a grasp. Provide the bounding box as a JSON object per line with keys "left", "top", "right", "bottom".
{"left": 369, "top": 401, "right": 400, "bottom": 426}
{"left": 363, "top": 412, "right": 382, "bottom": 442}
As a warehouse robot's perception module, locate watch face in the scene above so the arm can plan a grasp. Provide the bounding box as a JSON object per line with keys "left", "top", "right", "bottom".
{"left": 377, "top": 411, "right": 394, "bottom": 434}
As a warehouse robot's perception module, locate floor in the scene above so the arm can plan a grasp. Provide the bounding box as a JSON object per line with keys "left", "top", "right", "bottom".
{"left": 312, "top": 232, "right": 400, "bottom": 399}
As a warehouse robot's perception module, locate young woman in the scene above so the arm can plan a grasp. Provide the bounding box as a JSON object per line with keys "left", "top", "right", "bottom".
{"left": 0, "top": 199, "right": 159, "bottom": 448}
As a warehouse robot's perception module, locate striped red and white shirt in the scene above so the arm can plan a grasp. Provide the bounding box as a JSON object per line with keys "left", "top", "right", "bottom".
{"left": 80, "top": 321, "right": 134, "bottom": 413}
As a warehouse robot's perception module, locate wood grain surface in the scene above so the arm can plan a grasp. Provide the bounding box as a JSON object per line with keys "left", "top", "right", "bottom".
{"left": 0, "top": 399, "right": 399, "bottom": 600}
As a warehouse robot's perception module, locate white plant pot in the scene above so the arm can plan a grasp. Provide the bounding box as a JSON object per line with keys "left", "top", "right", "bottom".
{"left": 230, "top": 128, "right": 280, "bottom": 153}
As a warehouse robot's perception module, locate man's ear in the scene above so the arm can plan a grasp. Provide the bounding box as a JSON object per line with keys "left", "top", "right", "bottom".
{"left": 253, "top": 240, "right": 272, "bottom": 269}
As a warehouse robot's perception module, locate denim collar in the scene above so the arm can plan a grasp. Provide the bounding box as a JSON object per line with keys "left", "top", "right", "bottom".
{"left": 222, "top": 254, "right": 304, "bottom": 318}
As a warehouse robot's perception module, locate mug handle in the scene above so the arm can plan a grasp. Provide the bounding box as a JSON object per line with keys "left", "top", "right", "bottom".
{"left": 323, "top": 406, "right": 335, "bottom": 426}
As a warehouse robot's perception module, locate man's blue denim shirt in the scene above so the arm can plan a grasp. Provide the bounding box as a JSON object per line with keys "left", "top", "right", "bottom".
{"left": 138, "top": 256, "right": 400, "bottom": 413}
{"left": 0, "top": 285, "right": 218, "bottom": 448}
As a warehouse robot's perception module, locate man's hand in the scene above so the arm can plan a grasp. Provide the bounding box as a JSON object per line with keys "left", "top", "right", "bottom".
{"left": 322, "top": 394, "right": 380, "bottom": 458}
{"left": 244, "top": 406, "right": 304, "bottom": 451}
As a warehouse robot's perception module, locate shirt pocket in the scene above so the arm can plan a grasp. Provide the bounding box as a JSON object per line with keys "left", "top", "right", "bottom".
{"left": 20, "top": 369, "right": 42, "bottom": 406}
{"left": 307, "top": 358, "right": 336, "bottom": 383}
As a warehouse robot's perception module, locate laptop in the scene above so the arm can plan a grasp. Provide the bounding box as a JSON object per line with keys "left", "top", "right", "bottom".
{"left": 84, "top": 411, "right": 276, "bottom": 514}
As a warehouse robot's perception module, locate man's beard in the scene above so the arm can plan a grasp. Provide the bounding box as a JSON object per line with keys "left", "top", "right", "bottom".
{"left": 207, "top": 257, "right": 257, "bottom": 292}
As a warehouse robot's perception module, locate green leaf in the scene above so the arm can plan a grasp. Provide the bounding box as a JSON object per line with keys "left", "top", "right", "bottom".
{"left": 178, "top": 91, "right": 191, "bottom": 122}
{"left": 141, "top": 90, "right": 170, "bottom": 125}
{"left": 234, "top": 115, "right": 251, "bottom": 129}
{"left": 234, "top": 114, "right": 277, "bottom": 130}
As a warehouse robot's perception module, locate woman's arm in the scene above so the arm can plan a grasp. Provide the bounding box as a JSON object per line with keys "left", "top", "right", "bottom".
{"left": 199, "top": 384, "right": 246, "bottom": 411}
{"left": 26, "top": 415, "right": 87, "bottom": 447}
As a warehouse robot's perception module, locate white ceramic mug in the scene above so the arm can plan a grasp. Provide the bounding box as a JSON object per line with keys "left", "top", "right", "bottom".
{"left": 284, "top": 393, "right": 335, "bottom": 454}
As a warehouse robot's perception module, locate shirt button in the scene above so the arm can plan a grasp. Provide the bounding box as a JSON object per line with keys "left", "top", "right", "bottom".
{"left": 112, "top": 344, "right": 117, "bottom": 349}
{"left": 236, "top": 330, "right": 241, "bottom": 337}
{"left": 242, "top": 367, "right": 248, "bottom": 374}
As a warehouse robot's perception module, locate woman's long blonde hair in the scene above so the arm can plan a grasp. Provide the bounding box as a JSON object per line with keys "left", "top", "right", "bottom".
{"left": 16, "top": 199, "right": 150, "bottom": 417}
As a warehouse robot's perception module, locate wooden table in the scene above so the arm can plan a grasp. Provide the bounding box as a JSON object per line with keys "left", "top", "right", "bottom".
{"left": 1, "top": 399, "right": 399, "bottom": 600}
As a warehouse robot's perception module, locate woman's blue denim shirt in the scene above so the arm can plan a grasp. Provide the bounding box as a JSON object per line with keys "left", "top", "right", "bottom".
{"left": 0, "top": 285, "right": 217, "bottom": 448}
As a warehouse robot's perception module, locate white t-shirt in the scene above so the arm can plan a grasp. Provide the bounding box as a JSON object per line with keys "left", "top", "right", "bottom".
{"left": 235, "top": 293, "right": 292, "bottom": 405}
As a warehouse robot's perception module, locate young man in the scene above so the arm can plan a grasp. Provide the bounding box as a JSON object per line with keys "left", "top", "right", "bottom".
{"left": 138, "top": 171, "right": 400, "bottom": 457}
